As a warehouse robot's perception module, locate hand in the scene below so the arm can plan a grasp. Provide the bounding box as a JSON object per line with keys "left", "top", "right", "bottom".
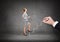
{"left": 42, "top": 16, "right": 55, "bottom": 25}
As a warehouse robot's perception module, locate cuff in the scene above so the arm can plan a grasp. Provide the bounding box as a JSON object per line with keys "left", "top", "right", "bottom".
{"left": 52, "top": 21, "right": 59, "bottom": 27}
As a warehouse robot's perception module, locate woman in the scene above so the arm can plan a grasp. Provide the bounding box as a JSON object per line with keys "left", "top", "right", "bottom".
{"left": 22, "top": 8, "right": 31, "bottom": 36}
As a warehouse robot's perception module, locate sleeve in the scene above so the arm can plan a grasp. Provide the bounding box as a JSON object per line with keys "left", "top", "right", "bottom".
{"left": 52, "top": 21, "right": 59, "bottom": 27}
{"left": 54, "top": 22, "right": 60, "bottom": 31}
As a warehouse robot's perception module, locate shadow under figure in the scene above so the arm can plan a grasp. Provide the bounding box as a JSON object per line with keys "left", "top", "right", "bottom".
{"left": 22, "top": 8, "right": 32, "bottom": 36}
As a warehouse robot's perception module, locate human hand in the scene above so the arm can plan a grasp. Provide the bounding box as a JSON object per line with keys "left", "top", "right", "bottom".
{"left": 42, "top": 16, "right": 55, "bottom": 26}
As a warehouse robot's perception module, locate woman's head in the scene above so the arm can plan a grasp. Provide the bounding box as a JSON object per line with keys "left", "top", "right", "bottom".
{"left": 22, "top": 8, "right": 27, "bottom": 12}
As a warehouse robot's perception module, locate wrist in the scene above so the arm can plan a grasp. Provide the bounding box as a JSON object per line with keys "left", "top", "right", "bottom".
{"left": 52, "top": 21, "right": 58, "bottom": 27}
{"left": 51, "top": 21, "right": 55, "bottom": 26}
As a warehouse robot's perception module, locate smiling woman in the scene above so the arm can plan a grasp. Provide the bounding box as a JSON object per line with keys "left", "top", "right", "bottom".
{"left": 0, "top": 0, "right": 60, "bottom": 41}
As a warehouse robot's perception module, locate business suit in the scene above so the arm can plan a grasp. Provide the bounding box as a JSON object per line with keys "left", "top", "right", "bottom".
{"left": 55, "top": 22, "right": 60, "bottom": 31}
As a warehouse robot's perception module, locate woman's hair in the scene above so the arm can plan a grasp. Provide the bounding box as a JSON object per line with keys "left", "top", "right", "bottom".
{"left": 22, "top": 8, "right": 27, "bottom": 12}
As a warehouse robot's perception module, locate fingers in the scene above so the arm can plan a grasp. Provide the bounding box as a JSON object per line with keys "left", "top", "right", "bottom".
{"left": 42, "top": 16, "right": 54, "bottom": 25}
{"left": 42, "top": 16, "right": 50, "bottom": 23}
{"left": 43, "top": 17, "right": 49, "bottom": 22}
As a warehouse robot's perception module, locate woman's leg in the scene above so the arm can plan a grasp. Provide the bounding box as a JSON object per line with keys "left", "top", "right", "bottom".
{"left": 24, "top": 25, "right": 26, "bottom": 33}
{"left": 28, "top": 22, "right": 31, "bottom": 32}
{"left": 23, "top": 25, "right": 27, "bottom": 35}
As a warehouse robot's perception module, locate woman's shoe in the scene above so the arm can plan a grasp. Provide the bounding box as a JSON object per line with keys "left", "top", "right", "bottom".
{"left": 23, "top": 33, "right": 27, "bottom": 36}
